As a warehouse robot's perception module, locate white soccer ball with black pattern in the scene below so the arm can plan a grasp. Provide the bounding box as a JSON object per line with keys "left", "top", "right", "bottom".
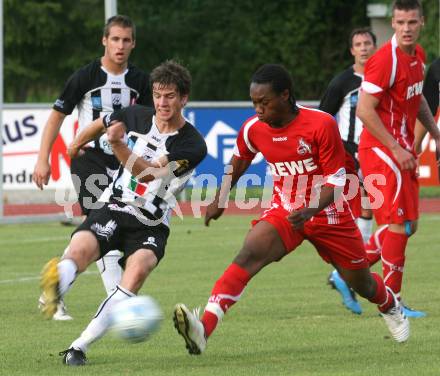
{"left": 109, "top": 295, "right": 163, "bottom": 343}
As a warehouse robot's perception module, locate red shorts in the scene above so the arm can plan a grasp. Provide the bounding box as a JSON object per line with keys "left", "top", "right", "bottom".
{"left": 359, "top": 146, "right": 419, "bottom": 225}
{"left": 252, "top": 206, "right": 368, "bottom": 270}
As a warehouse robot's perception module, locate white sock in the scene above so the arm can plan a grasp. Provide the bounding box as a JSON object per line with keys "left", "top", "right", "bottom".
{"left": 58, "top": 259, "right": 78, "bottom": 297}
{"left": 356, "top": 217, "right": 373, "bottom": 244}
{"left": 70, "top": 285, "right": 135, "bottom": 353}
{"left": 96, "top": 250, "right": 123, "bottom": 296}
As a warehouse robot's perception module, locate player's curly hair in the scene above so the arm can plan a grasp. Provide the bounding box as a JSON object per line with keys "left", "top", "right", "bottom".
{"left": 104, "top": 15, "right": 136, "bottom": 40}
{"left": 251, "top": 64, "right": 299, "bottom": 114}
{"left": 150, "top": 60, "right": 192, "bottom": 97}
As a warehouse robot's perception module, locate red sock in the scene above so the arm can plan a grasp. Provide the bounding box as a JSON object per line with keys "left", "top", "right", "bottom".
{"left": 202, "top": 263, "right": 251, "bottom": 338}
{"left": 370, "top": 272, "right": 394, "bottom": 312}
{"left": 381, "top": 231, "right": 407, "bottom": 295}
{"left": 365, "top": 225, "right": 388, "bottom": 266}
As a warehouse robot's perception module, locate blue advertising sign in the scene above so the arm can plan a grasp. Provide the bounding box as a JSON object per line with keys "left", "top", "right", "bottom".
{"left": 183, "top": 105, "right": 270, "bottom": 187}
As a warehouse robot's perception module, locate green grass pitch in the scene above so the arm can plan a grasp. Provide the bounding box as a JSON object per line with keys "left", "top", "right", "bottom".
{"left": 1, "top": 214, "right": 439, "bottom": 375}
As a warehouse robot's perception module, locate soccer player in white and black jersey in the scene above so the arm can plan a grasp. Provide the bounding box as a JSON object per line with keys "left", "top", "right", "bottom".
{"left": 33, "top": 15, "right": 151, "bottom": 319}
{"left": 319, "top": 28, "right": 376, "bottom": 315}
{"left": 40, "top": 60, "right": 207, "bottom": 366}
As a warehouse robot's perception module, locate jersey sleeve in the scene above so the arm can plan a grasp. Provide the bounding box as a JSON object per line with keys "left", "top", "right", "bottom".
{"left": 53, "top": 67, "right": 89, "bottom": 115}
{"left": 102, "top": 105, "right": 148, "bottom": 132}
{"left": 233, "top": 117, "right": 259, "bottom": 160}
{"left": 319, "top": 77, "right": 343, "bottom": 116}
{"left": 316, "top": 115, "right": 346, "bottom": 187}
{"left": 423, "top": 59, "right": 440, "bottom": 116}
{"left": 136, "top": 72, "right": 153, "bottom": 107}
{"left": 362, "top": 48, "right": 392, "bottom": 100}
{"left": 167, "top": 126, "right": 207, "bottom": 177}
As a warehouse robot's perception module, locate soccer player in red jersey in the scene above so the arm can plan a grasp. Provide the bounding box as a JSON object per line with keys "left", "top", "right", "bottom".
{"left": 173, "top": 64, "right": 410, "bottom": 354}
{"left": 357, "top": 0, "right": 440, "bottom": 318}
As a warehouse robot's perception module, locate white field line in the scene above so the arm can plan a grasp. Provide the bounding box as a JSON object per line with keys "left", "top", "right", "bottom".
{"left": 0, "top": 236, "right": 69, "bottom": 246}
{"left": 0, "top": 270, "right": 99, "bottom": 284}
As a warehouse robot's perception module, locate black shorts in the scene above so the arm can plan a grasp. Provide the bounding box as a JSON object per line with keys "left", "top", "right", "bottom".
{"left": 70, "top": 148, "right": 119, "bottom": 215}
{"left": 72, "top": 201, "right": 170, "bottom": 267}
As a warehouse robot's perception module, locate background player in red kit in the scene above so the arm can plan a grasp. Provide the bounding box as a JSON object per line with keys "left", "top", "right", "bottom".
{"left": 173, "top": 64, "right": 410, "bottom": 355}
{"left": 357, "top": 0, "right": 440, "bottom": 318}
{"left": 319, "top": 27, "right": 377, "bottom": 315}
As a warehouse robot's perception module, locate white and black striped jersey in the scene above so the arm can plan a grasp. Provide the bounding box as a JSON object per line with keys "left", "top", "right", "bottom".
{"left": 423, "top": 58, "right": 440, "bottom": 117}
{"left": 319, "top": 66, "right": 363, "bottom": 157}
{"left": 53, "top": 59, "right": 151, "bottom": 159}
{"left": 101, "top": 105, "right": 207, "bottom": 227}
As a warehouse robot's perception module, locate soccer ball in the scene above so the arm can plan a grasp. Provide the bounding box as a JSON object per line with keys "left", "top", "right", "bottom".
{"left": 109, "top": 295, "right": 163, "bottom": 343}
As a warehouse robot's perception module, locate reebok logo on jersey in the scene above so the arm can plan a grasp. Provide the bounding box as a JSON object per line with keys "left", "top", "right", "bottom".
{"left": 406, "top": 81, "right": 423, "bottom": 100}
{"left": 111, "top": 81, "right": 122, "bottom": 85}
{"left": 297, "top": 138, "right": 312, "bottom": 155}
{"left": 268, "top": 158, "right": 317, "bottom": 176}
{"left": 273, "top": 136, "right": 287, "bottom": 142}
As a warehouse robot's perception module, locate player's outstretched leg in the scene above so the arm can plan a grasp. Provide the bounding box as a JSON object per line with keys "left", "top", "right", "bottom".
{"left": 173, "top": 304, "right": 207, "bottom": 355}
{"left": 60, "top": 285, "right": 134, "bottom": 366}
{"left": 328, "top": 269, "right": 362, "bottom": 314}
{"left": 174, "top": 263, "right": 251, "bottom": 355}
{"left": 380, "top": 288, "right": 410, "bottom": 343}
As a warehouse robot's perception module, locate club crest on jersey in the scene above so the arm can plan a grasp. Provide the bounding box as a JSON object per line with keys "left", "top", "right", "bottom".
{"left": 297, "top": 138, "right": 312, "bottom": 155}
{"left": 112, "top": 93, "right": 122, "bottom": 106}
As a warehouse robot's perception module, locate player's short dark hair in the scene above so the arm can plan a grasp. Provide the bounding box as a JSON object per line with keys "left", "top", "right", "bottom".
{"left": 150, "top": 60, "right": 192, "bottom": 97}
{"left": 392, "top": 0, "right": 423, "bottom": 16}
{"left": 104, "top": 15, "right": 136, "bottom": 40}
{"left": 251, "top": 64, "right": 298, "bottom": 113}
{"left": 349, "top": 28, "right": 377, "bottom": 48}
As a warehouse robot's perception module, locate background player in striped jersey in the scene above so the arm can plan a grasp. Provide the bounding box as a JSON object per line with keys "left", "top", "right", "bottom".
{"left": 173, "top": 64, "right": 410, "bottom": 356}
{"left": 415, "top": 57, "right": 440, "bottom": 153}
{"left": 319, "top": 28, "right": 377, "bottom": 315}
{"left": 357, "top": 0, "right": 440, "bottom": 320}
{"left": 33, "top": 15, "right": 151, "bottom": 320}
{"left": 40, "top": 60, "right": 207, "bottom": 366}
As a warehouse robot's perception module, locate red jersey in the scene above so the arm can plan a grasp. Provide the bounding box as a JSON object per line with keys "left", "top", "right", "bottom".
{"left": 234, "top": 105, "right": 351, "bottom": 223}
{"left": 359, "top": 35, "right": 426, "bottom": 152}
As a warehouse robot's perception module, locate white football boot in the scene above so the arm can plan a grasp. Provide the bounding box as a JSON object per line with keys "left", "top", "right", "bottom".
{"left": 173, "top": 303, "right": 207, "bottom": 354}
{"left": 381, "top": 287, "right": 410, "bottom": 343}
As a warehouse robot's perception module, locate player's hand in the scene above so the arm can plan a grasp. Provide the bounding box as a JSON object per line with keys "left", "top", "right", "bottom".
{"left": 67, "top": 142, "right": 84, "bottom": 159}
{"left": 32, "top": 160, "right": 51, "bottom": 190}
{"left": 204, "top": 201, "right": 225, "bottom": 226}
{"left": 287, "top": 208, "right": 315, "bottom": 229}
{"left": 433, "top": 135, "right": 440, "bottom": 167}
{"left": 107, "top": 121, "right": 126, "bottom": 144}
{"left": 391, "top": 144, "right": 417, "bottom": 170}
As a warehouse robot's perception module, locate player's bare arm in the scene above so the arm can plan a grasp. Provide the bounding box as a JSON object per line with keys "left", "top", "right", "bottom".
{"left": 107, "top": 121, "right": 167, "bottom": 183}
{"left": 205, "top": 156, "right": 252, "bottom": 226}
{"left": 287, "top": 185, "right": 339, "bottom": 229}
{"left": 416, "top": 96, "right": 440, "bottom": 162}
{"left": 357, "top": 91, "right": 416, "bottom": 170}
{"left": 67, "top": 117, "right": 106, "bottom": 159}
{"left": 32, "top": 109, "right": 67, "bottom": 190}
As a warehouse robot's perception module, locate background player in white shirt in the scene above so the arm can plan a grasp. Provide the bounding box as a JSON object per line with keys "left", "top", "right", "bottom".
{"left": 33, "top": 15, "right": 151, "bottom": 320}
